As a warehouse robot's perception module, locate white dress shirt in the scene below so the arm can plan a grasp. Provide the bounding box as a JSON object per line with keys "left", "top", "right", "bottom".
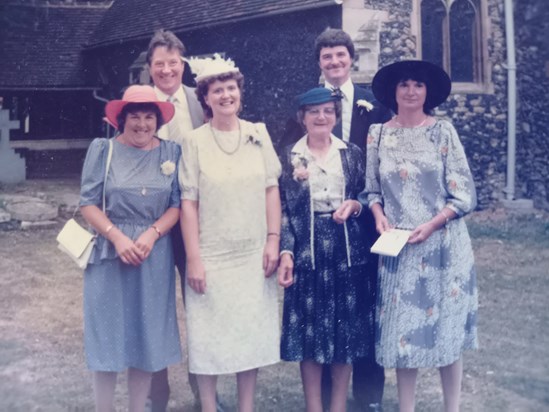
{"left": 292, "top": 135, "right": 346, "bottom": 212}
{"left": 154, "top": 86, "right": 194, "bottom": 143}
{"left": 325, "top": 78, "right": 354, "bottom": 143}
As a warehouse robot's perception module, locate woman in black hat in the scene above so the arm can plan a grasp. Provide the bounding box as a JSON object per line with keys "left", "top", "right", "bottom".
{"left": 278, "top": 87, "right": 374, "bottom": 412}
{"left": 361, "top": 61, "right": 478, "bottom": 412}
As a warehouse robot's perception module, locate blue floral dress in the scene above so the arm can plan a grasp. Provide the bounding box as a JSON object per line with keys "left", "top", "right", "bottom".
{"left": 79, "top": 138, "right": 182, "bottom": 372}
{"left": 363, "top": 120, "right": 478, "bottom": 368}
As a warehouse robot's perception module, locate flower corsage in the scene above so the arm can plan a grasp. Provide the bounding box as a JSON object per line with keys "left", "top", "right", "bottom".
{"left": 291, "top": 155, "right": 309, "bottom": 182}
{"left": 245, "top": 134, "right": 262, "bottom": 147}
{"left": 356, "top": 99, "right": 374, "bottom": 113}
{"left": 160, "top": 160, "right": 176, "bottom": 176}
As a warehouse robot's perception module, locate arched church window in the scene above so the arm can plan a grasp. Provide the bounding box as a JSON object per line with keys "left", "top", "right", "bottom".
{"left": 420, "top": 0, "right": 487, "bottom": 88}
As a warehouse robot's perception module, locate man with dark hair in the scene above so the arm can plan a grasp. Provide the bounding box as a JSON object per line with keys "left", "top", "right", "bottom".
{"left": 146, "top": 28, "right": 204, "bottom": 412}
{"left": 281, "top": 28, "right": 391, "bottom": 411}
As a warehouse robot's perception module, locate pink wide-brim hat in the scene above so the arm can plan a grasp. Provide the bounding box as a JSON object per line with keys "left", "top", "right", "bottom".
{"left": 105, "top": 85, "right": 175, "bottom": 129}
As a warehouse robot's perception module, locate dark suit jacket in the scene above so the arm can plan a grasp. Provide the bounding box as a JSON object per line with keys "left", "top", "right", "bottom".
{"left": 279, "top": 139, "right": 370, "bottom": 271}
{"left": 338, "top": 84, "right": 392, "bottom": 149}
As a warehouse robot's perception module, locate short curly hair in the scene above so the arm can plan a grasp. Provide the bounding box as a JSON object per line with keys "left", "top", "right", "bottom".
{"left": 195, "top": 72, "right": 245, "bottom": 119}
{"left": 314, "top": 28, "right": 355, "bottom": 61}
{"left": 296, "top": 101, "right": 342, "bottom": 133}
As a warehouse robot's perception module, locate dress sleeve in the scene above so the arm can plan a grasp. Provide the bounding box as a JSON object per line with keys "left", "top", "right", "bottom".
{"left": 179, "top": 133, "right": 199, "bottom": 201}
{"left": 79, "top": 138, "right": 109, "bottom": 207}
{"left": 360, "top": 123, "right": 383, "bottom": 208}
{"left": 441, "top": 121, "right": 477, "bottom": 216}
{"left": 256, "top": 123, "right": 282, "bottom": 187}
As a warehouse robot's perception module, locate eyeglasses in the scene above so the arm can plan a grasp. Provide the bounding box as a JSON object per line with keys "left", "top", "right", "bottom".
{"left": 304, "top": 107, "right": 337, "bottom": 117}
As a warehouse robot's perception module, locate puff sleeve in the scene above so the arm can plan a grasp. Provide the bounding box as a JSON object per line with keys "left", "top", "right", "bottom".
{"left": 440, "top": 121, "right": 477, "bottom": 216}
{"left": 79, "top": 138, "right": 109, "bottom": 207}
{"left": 178, "top": 134, "right": 200, "bottom": 201}
{"left": 255, "top": 122, "right": 282, "bottom": 187}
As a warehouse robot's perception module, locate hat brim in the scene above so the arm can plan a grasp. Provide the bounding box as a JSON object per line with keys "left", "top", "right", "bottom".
{"left": 195, "top": 68, "right": 240, "bottom": 84}
{"left": 105, "top": 100, "right": 175, "bottom": 130}
{"left": 372, "top": 60, "right": 451, "bottom": 112}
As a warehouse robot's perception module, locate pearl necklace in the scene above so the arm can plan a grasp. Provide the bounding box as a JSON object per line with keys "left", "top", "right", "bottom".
{"left": 210, "top": 120, "right": 241, "bottom": 155}
{"left": 393, "top": 116, "right": 429, "bottom": 128}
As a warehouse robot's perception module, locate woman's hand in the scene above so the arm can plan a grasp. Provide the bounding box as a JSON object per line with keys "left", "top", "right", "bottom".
{"left": 371, "top": 203, "right": 391, "bottom": 234}
{"left": 375, "top": 214, "right": 392, "bottom": 234}
{"left": 186, "top": 256, "right": 207, "bottom": 294}
{"left": 408, "top": 221, "right": 437, "bottom": 244}
{"left": 112, "top": 233, "right": 145, "bottom": 266}
{"left": 278, "top": 253, "right": 294, "bottom": 288}
{"left": 263, "top": 236, "right": 280, "bottom": 277}
{"left": 134, "top": 228, "right": 159, "bottom": 260}
{"left": 333, "top": 200, "right": 361, "bottom": 224}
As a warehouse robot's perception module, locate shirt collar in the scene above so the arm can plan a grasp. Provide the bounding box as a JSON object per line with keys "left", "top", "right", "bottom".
{"left": 291, "top": 134, "right": 348, "bottom": 156}
{"left": 154, "top": 85, "right": 185, "bottom": 102}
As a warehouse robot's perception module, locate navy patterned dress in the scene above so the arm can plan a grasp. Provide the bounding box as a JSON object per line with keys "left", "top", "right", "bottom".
{"left": 279, "top": 136, "right": 374, "bottom": 364}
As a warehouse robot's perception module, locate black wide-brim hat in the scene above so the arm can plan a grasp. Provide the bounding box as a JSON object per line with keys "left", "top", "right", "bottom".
{"left": 372, "top": 60, "right": 451, "bottom": 112}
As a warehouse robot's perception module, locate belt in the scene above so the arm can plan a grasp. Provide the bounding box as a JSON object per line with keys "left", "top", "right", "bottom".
{"left": 314, "top": 211, "right": 335, "bottom": 217}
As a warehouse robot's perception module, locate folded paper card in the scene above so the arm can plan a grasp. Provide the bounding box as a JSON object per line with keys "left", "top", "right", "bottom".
{"left": 370, "top": 229, "right": 412, "bottom": 257}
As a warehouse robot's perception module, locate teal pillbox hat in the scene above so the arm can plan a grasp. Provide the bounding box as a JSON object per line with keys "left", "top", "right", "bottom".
{"left": 297, "top": 87, "right": 342, "bottom": 108}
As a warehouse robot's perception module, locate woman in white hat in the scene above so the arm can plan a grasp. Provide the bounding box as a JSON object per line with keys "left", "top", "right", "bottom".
{"left": 361, "top": 61, "right": 478, "bottom": 412}
{"left": 179, "top": 56, "right": 281, "bottom": 412}
{"left": 79, "top": 85, "right": 182, "bottom": 412}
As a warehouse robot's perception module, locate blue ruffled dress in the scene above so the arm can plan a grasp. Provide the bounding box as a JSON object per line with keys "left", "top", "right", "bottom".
{"left": 80, "top": 138, "right": 182, "bottom": 372}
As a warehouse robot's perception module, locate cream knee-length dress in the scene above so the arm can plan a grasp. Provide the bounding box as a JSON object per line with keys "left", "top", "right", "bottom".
{"left": 179, "top": 120, "right": 281, "bottom": 374}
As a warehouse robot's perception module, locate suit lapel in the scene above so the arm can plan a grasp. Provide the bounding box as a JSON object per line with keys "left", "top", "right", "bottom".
{"left": 349, "top": 85, "right": 368, "bottom": 147}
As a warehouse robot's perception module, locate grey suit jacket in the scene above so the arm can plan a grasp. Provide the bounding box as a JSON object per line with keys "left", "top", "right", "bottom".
{"left": 182, "top": 85, "right": 205, "bottom": 129}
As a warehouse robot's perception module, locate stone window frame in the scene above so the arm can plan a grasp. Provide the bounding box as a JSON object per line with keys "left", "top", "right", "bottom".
{"left": 416, "top": 0, "right": 493, "bottom": 94}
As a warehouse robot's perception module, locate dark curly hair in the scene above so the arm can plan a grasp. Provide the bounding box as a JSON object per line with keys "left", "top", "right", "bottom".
{"left": 116, "top": 103, "right": 165, "bottom": 132}
{"left": 314, "top": 28, "right": 355, "bottom": 61}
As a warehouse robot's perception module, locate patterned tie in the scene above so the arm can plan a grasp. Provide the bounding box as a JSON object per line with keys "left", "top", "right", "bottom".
{"left": 329, "top": 88, "right": 343, "bottom": 138}
{"left": 331, "top": 87, "right": 344, "bottom": 100}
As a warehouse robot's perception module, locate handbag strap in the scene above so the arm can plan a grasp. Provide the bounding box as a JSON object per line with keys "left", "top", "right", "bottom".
{"left": 72, "top": 138, "right": 114, "bottom": 218}
{"left": 102, "top": 139, "right": 113, "bottom": 213}
{"left": 377, "top": 124, "right": 384, "bottom": 148}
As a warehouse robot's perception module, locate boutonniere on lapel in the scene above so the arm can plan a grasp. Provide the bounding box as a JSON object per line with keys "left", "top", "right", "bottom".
{"left": 291, "top": 154, "right": 309, "bottom": 182}
{"left": 160, "top": 160, "right": 176, "bottom": 176}
{"left": 245, "top": 134, "right": 262, "bottom": 147}
{"left": 356, "top": 99, "right": 374, "bottom": 114}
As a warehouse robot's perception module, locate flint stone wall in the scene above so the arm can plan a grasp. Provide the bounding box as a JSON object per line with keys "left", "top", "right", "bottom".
{"left": 364, "top": 0, "right": 549, "bottom": 210}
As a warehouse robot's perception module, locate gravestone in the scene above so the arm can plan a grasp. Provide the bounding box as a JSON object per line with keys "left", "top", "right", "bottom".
{"left": 0, "top": 109, "right": 25, "bottom": 184}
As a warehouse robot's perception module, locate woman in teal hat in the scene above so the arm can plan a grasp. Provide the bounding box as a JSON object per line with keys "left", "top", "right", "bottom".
{"left": 278, "top": 87, "right": 374, "bottom": 412}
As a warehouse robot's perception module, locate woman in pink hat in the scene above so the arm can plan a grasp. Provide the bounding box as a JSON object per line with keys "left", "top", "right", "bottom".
{"left": 79, "top": 85, "right": 182, "bottom": 412}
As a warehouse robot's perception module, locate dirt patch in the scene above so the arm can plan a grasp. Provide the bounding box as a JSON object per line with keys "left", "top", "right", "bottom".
{"left": 1, "top": 181, "right": 548, "bottom": 411}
